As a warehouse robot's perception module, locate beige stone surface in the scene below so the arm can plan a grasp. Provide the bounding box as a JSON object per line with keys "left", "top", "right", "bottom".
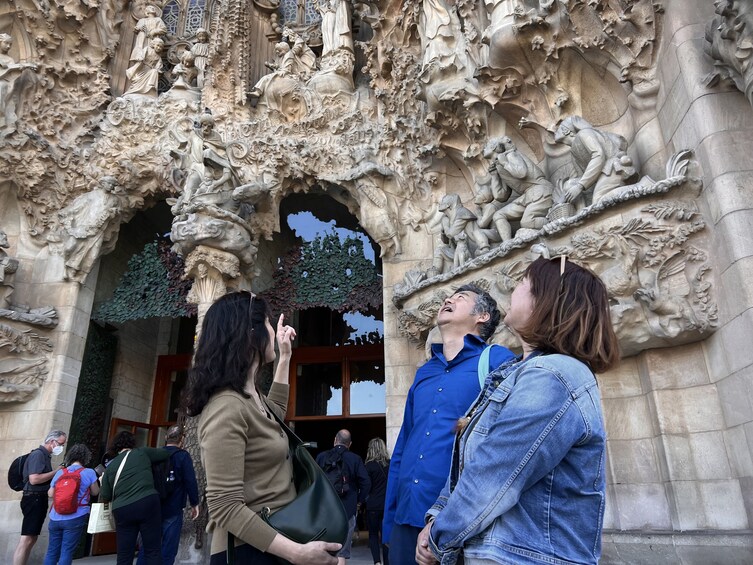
{"left": 639, "top": 344, "right": 710, "bottom": 391}
{"left": 603, "top": 395, "right": 656, "bottom": 440}
{"left": 612, "top": 483, "right": 672, "bottom": 530}
{"left": 651, "top": 385, "right": 725, "bottom": 435}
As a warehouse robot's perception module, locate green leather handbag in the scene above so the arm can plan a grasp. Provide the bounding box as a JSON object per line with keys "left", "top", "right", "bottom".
{"left": 260, "top": 408, "right": 349, "bottom": 545}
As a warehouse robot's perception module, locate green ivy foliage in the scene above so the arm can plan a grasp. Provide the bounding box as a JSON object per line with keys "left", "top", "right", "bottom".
{"left": 94, "top": 240, "right": 196, "bottom": 324}
{"left": 263, "top": 231, "right": 382, "bottom": 317}
{"left": 68, "top": 323, "right": 117, "bottom": 467}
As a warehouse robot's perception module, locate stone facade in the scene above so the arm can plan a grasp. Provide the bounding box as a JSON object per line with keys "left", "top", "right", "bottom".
{"left": 0, "top": 0, "right": 752, "bottom": 562}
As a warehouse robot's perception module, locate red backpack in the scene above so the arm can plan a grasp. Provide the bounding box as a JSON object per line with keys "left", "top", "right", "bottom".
{"left": 53, "top": 467, "right": 85, "bottom": 515}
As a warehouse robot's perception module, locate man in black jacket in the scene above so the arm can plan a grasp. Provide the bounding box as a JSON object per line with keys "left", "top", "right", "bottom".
{"left": 317, "top": 429, "right": 371, "bottom": 565}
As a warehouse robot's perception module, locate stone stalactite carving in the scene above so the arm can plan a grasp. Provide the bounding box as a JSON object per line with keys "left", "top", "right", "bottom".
{"left": 704, "top": 0, "right": 753, "bottom": 107}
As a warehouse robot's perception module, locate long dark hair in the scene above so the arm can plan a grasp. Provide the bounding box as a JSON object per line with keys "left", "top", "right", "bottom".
{"left": 183, "top": 291, "right": 273, "bottom": 416}
{"left": 516, "top": 257, "right": 620, "bottom": 373}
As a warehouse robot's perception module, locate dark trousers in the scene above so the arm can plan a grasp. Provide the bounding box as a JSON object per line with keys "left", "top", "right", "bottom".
{"left": 367, "top": 509, "right": 389, "bottom": 565}
{"left": 113, "top": 494, "right": 162, "bottom": 565}
{"left": 389, "top": 523, "right": 422, "bottom": 565}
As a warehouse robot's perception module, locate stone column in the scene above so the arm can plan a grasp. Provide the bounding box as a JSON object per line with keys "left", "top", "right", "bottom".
{"left": 184, "top": 245, "right": 243, "bottom": 335}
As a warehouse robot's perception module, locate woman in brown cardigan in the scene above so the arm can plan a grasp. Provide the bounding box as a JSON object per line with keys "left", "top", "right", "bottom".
{"left": 184, "top": 292, "right": 340, "bottom": 564}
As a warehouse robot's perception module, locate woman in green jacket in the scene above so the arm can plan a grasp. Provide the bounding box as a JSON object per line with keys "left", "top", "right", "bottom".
{"left": 100, "top": 431, "right": 169, "bottom": 565}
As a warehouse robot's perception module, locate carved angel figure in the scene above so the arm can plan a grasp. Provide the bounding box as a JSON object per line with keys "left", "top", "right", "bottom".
{"left": 553, "top": 116, "right": 637, "bottom": 207}
{"left": 58, "top": 176, "right": 130, "bottom": 282}
{"left": 313, "top": 0, "right": 354, "bottom": 55}
{"left": 124, "top": 37, "right": 165, "bottom": 96}
{"left": 170, "top": 51, "right": 198, "bottom": 90}
{"left": 191, "top": 28, "right": 210, "bottom": 88}
{"left": 482, "top": 136, "right": 554, "bottom": 241}
{"left": 130, "top": 5, "right": 167, "bottom": 64}
{"left": 0, "top": 33, "right": 37, "bottom": 134}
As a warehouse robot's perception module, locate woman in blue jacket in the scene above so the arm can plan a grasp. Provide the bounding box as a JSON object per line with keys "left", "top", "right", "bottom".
{"left": 416, "top": 256, "right": 620, "bottom": 565}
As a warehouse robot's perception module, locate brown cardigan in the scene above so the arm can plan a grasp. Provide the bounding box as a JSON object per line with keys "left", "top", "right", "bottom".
{"left": 199, "top": 382, "right": 296, "bottom": 555}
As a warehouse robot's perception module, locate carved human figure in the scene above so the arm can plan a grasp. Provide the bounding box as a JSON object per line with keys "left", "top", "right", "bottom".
{"left": 191, "top": 28, "right": 210, "bottom": 88}
{"left": 0, "top": 33, "right": 37, "bottom": 134}
{"left": 314, "top": 0, "right": 354, "bottom": 55}
{"left": 171, "top": 111, "right": 234, "bottom": 214}
{"left": 427, "top": 194, "right": 488, "bottom": 274}
{"left": 482, "top": 136, "right": 554, "bottom": 241}
{"left": 124, "top": 37, "right": 165, "bottom": 96}
{"left": 130, "top": 5, "right": 167, "bottom": 64}
{"left": 0, "top": 230, "right": 19, "bottom": 308}
{"left": 553, "top": 116, "right": 637, "bottom": 206}
{"left": 248, "top": 32, "right": 316, "bottom": 117}
{"left": 171, "top": 50, "right": 198, "bottom": 90}
{"left": 58, "top": 176, "right": 128, "bottom": 282}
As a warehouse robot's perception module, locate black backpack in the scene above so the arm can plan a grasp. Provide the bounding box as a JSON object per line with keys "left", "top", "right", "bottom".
{"left": 7, "top": 449, "right": 39, "bottom": 492}
{"left": 321, "top": 449, "right": 349, "bottom": 497}
{"left": 152, "top": 449, "right": 182, "bottom": 501}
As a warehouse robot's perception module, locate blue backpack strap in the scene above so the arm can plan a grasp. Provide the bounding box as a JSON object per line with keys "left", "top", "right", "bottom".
{"left": 477, "top": 344, "right": 495, "bottom": 389}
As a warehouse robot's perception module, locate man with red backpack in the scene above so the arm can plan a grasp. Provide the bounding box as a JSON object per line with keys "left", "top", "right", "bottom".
{"left": 44, "top": 444, "right": 99, "bottom": 565}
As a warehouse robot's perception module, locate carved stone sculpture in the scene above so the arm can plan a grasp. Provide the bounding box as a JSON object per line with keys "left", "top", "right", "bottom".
{"left": 172, "top": 51, "right": 199, "bottom": 90}
{"left": 170, "top": 110, "right": 237, "bottom": 215}
{"left": 191, "top": 28, "right": 210, "bottom": 89}
{"left": 0, "top": 323, "right": 53, "bottom": 403}
{"left": 427, "top": 194, "right": 492, "bottom": 275}
{"left": 249, "top": 31, "right": 316, "bottom": 120}
{"left": 124, "top": 37, "right": 165, "bottom": 97}
{"left": 0, "top": 33, "right": 38, "bottom": 135}
{"left": 704, "top": 0, "right": 753, "bottom": 107}
{"left": 553, "top": 116, "right": 638, "bottom": 209}
{"left": 482, "top": 135, "right": 554, "bottom": 241}
{"left": 0, "top": 230, "right": 19, "bottom": 309}
{"left": 314, "top": 0, "right": 354, "bottom": 56}
{"left": 130, "top": 5, "right": 167, "bottom": 65}
{"left": 58, "top": 176, "right": 132, "bottom": 283}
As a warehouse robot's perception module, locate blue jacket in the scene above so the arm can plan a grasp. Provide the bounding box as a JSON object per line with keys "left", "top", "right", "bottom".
{"left": 383, "top": 335, "right": 514, "bottom": 542}
{"left": 427, "top": 353, "right": 607, "bottom": 565}
{"left": 162, "top": 446, "right": 200, "bottom": 520}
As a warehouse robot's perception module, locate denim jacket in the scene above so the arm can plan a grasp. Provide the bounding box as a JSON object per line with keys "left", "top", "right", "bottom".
{"left": 426, "top": 353, "right": 607, "bottom": 565}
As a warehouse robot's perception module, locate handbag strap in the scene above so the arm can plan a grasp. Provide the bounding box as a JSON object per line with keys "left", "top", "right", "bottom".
{"left": 227, "top": 532, "right": 235, "bottom": 565}
{"left": 112, "top": 450, "right": 130, "bottom": 500}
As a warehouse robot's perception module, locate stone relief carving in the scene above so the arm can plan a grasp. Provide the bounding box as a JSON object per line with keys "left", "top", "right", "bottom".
{"left": 0, "top": 33, "right": 38, "bottom": 137}
{"left": 0, "top": 0, "right": 712, "bottom": 368}
{"left": 704, "top": 0, "right": 753, "bottom": 106}
{"left": 394, "top": 153, "right": 714, "bottom": 356}
{"left": 54, "top": 176, "right": 141, "bottom": 283}
{"left": 552, "top": 115, "right": 638, "bottom": 210}
{"left": 124, "top": 36, "right": 165, "bottom": 97}
{"left": 191, "top": 28, "right": 210, "bottom": 89}
{"left": 0, "top": 229, "right": 57, "bottom": 402}
{"left": 249, "top": 31, "right": 317, "bottom": 120}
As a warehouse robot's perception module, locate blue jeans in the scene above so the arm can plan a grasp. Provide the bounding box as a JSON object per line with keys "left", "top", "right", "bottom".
{"left": 43, "top": 514, "right": 88, "bottom": 565}
{"left": 389, "top": 523, "right": 422, "bottom": 565}
{"left": 136, "top": 512, "right": 183, "bottom": 565}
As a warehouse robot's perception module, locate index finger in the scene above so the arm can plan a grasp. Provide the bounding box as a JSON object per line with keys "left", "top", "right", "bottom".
{"left": 277, "top": 313, "right": 285, "bottom": 330}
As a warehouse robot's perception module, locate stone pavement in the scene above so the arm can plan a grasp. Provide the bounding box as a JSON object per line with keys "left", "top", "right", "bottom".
{"left": 75, "top": 534, "right": 377, "bottom": 564}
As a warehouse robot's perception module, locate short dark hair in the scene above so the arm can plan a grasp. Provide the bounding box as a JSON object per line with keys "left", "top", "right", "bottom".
{"left": 455, "top": 283, "right": 501, "bottom": 341}
{"left": 64, "top": 444, "right": 92, "bottom": 467}
{"left": 516, "top": 257, "right": 620, "bottom": 373}
{"left": 108, "top": 431, "right": 136, "bottom": 453}
{"left": 183, "top": 291, "right": 274, "bottom": 416}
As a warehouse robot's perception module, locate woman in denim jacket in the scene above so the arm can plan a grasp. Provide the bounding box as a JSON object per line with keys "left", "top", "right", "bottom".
{"left": 416, "top": 257, "right": 620, "bottom": 565}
